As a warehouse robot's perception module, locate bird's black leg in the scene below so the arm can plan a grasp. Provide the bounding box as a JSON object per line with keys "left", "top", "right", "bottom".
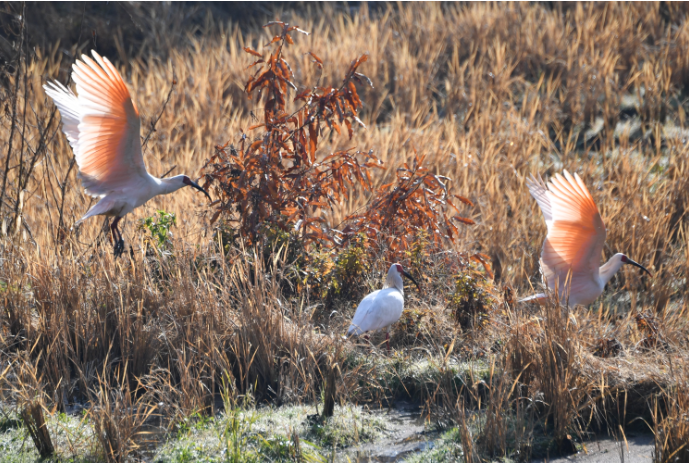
{"left": 111, "top": 217, "right": 125, "bottom": 258}
{"left": 386, "top": 331, "right": 390, "bottom": 353}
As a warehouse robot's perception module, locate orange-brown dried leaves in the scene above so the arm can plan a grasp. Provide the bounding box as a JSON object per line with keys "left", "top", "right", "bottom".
{"left": 204, "top": 22, "right": 376, "bottom": 245}
{"left": 340, "top": 154, "right": 475, "bottom": 260}
{"left": 205, "top": 21, "right": 473, "bottom": 256}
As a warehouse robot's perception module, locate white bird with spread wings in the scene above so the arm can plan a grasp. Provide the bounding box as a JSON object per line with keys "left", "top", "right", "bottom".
{"left": 521, "top": 170, "right": 651, "bottom": 306}
{"left": 44, "top": 51, "right": 210, "bottom": 256}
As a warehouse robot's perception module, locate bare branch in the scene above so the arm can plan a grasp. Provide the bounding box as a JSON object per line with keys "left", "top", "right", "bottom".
{"left": 142, "top": 78, "right": 177, "bottom": 150}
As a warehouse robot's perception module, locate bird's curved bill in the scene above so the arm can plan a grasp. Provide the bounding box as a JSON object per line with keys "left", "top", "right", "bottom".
{"left": 625, "top": 257, "right": 652, "bottom": 277}
{"left": 402, "top": 270, "right": 421, "bottom": 291}
{"left": 189, "top": 179, "right": 211, "bottom": 202}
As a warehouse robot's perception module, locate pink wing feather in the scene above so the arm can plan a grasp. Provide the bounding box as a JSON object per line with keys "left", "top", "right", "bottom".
{"left": 44, "top": 50, "right": 147, "bottom": 197}
{"left": 528, "top": 170, "right": 606, "bottom": 292}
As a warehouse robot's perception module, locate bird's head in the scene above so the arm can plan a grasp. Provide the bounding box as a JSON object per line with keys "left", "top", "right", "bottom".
{"left": 181, "top": 175, "right": 212, "bottom": 202}
{"left": 387, "top": 263, "right": 420, "bottom": 292}
{"left": 620, "top": 254, "right": 652, "bottom": 277}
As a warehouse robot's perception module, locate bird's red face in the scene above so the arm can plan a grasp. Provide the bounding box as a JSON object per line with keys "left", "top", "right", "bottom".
{"left": 182, "top": 176, "right": 212, "bottom": 201}
{"left": 393, "top": 263, "right": 420, "bottom": 291}
{"left": 620, "top": 254, "right": 652, "bottom": 276}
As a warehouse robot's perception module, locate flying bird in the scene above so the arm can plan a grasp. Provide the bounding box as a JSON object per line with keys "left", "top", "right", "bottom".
{"left": 521, "top": 170, "right": 651, "bottom": 307}
{"left": 43, "top": 51, "right": 211, "bottom": 256}
{"left": 348, "top": 263, "right": 420, "bottom": 351}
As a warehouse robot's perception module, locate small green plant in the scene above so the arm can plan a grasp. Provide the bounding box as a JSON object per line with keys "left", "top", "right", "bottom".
{"left": 176, "top": 412, "right": 214, "bottom": 436}
{"left": 139, "top": 210, "right": 177, "bottom": 250}
{"left": 217, "top": 374, "right": 258, "bottom": 463}
{"left": 449, "top": 265, "right": 496, "bottom": 330}
{"left": 404, "top": 230, "right": 431, "bottom": 269}
{"left": 327, "top": 233, "right": 369, "bottom": 301}
{"left": 220, "top": 410, "right": 256, "bottom": 463}
{"left": 259, "top": 221, "right": 305, "bottom": 270}
{"left": 291, "top": 232, "right": 370, "bottom": 307}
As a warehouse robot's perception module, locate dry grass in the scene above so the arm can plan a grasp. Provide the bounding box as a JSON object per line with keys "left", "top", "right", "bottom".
{"left": 2, "top": 1, "right": 689, "bottom": 460}
{"left": 652, "top": 363, "right": 689, "bottom": 463}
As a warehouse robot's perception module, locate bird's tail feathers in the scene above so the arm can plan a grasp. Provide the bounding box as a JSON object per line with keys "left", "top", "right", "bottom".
{"left": 77, "top": 172, "right": 112, "bottom": 197}
{"left": 77, "top": 197, "right": 115, "bottom": 225}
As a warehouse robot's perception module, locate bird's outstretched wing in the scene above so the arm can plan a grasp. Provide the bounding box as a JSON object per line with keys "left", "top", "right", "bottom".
{"left": 530, "top": 171, "right": 606, "bottom": 291}
{"left": 44, "top": 51, "right": 147, "bottom": 197}
{"left": 526, "top": 173, "right": 553, "bottom": 232}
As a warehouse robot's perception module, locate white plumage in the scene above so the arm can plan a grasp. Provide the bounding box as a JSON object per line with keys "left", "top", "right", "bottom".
{"left": 522, "top": 171, "right": 651, "bottom": 306}
{"left": 43, "top": 50, "right": 210, "bottom": 256}
{"left": 348, "top": 263, "right": 419, "bottom": 349}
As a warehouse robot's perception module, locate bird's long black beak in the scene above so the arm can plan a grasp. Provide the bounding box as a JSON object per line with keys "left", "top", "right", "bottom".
{"left": 189, "top": 179, "right": 212, "bottom": 202}
{"left": 402, "top": 270, "right": 421, "bottom": 291}
{"left": 625, "top": 257, "right": 653, "bottom": 277}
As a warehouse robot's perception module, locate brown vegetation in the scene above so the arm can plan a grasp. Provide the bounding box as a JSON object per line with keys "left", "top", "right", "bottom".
{"left": 1, "top": 2, "right": 689, "bottom": 461}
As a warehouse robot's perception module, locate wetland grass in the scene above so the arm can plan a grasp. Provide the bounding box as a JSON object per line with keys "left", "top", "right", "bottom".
{"left": 1, "top": 2, "right": 689, "bottom": 461}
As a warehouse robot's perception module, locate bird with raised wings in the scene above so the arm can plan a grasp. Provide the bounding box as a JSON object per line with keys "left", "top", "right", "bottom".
{"left": 43, "top": 51, "right": 211, "bottom": 256}
{"left": 521, "top": 170, "right": 651, "bottom": 307}
{"left": 348, "top": 263, "right": 420, "bottom": 351}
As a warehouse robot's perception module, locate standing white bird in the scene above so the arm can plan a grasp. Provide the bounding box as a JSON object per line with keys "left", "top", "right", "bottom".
{"left": 521, "top": 170, "right": 651, "bottom": 306}
{"left": 348, "top": 263, "right": 420, "bottom": 351}
{"left": 43, "top": 51, "right": 210, "bottom": 256}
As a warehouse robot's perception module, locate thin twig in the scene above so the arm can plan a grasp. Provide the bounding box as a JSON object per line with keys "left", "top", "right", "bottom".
{"left": 50, "top": 8, "right": 87, "bottom": 249}
{"left": 13, "top": 32, "right": 29, "bottom": 220}
{"left": 19, "top": 108, "right": 59, "bottom": 192}
{"left": 141, "top": 78, "right": 177, "bottom": 150}
{"left": 56, "top": 158, "right": 77, "bottom": 247}
{"left": 161, "top": 165, "right": 177, "bottom": 179}
{"left": 0, "top": 2, "right": 25, "bottom": 214}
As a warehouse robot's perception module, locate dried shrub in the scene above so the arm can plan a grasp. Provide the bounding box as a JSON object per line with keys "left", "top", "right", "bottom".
{"left": 204, "top": 21, "right": 475, "bottom": 284}
{"left": 635, "top": 311, "right": 667, "bottom": 351}
{"left": 204, "top": 21, "right": 381, "bottom": 248}
{"left": 390, "top": 306, "right": 450, "bottom": 348}
{"left": 475, "top": 358, "right": 535, "bottom": 461}
{"left": 219, "top": 248, "right": 332, "bottom": 403}
{"left": 340, "top": 153, "right": 475, "bottom": 261}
